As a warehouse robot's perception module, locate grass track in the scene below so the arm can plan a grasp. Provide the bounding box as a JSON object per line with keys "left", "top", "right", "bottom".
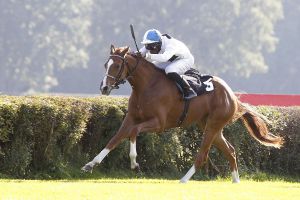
{"left": 0, "top": 179, "right": 299, "bottom": 200}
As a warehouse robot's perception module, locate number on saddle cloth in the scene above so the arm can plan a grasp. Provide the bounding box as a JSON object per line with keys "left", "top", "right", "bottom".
{"left": 183, "top": 68, "right": 214, "bottom": 95}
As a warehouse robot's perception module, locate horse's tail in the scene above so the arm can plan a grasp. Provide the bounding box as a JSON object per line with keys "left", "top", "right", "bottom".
{"left": 238, "top": 102, "right": 284, "bottom": 148}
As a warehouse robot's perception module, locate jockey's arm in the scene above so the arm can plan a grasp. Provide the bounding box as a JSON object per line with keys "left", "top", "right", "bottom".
{"left": 148, "top": 48, "right": 176, "bottom": 62}
{"left": 139, "top": 46, "right": 147, "bottom": 57}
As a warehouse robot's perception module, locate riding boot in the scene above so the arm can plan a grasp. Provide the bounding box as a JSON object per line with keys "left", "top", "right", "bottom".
{"left": 181, "top": 78, "right": 197, "bottom": 100}
{"left": 167, "top": 72, "right": 197, "bottom": 100}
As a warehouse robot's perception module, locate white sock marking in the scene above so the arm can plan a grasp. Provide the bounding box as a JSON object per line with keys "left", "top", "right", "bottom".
{"left": 180, "top": 165, "right": 196, "bottom": 183}
{"left": 91, "top": 148, "right": 110, "bottom": 166}
{"left": 232, "top": 170, "right": 240, "bottom": 183}
{"left": 129, "top": 141, "right": 138, "bottom": 169}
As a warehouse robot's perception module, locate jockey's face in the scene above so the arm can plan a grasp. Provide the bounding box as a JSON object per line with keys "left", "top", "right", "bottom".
{"left": 145, "top": 42, "right": 161, "bottom": 54}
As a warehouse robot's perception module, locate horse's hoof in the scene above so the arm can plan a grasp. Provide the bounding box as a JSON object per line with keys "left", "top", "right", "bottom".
{"left": 179, "top": 178, "right": 188, "bottom": 184}
{"left": 232, "top": 179, "right": 240, "bottom": 184}
{"left": 131, "top": 163, "right": 141, "bottom": 173}
{"left": 81, "top": 164, "right": 93, "bottom": 173}
{"left": 134, "top": 164, "right": 141, "bottom": 173}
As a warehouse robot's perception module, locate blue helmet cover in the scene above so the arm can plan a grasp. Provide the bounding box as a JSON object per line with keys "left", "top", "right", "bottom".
{"left": 146, "top": 30, "right": 161, "bottom": 42}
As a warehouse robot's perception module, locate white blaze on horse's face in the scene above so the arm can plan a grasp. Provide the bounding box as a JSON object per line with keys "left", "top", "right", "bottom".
{"left": 102, "top": 59, "right": 113, "bottom": 88}
{"left": 101, "top": 59, "right": 114, "bottom": 95}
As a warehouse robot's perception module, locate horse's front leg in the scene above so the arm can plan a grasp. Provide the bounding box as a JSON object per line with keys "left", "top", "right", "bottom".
{"left": 128, "top": 118, "right": 162, "bottom": 171}
{"left": 81, "top": 115, "right": 134, "bottom": 173}
{"left": 129, "top": 137, "right": 139, "bottom": 171}
{"left": 81, "top": 117, "right": 161, "bottom": 173}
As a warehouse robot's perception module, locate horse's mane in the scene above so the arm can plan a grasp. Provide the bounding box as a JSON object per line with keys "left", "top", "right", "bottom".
{"left": 125, "top": 49, "right": 165, "bottom": 75}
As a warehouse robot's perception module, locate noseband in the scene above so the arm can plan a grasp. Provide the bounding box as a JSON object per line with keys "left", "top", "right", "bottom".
{"left": 105, "top": 54, "right": 139, "bottom": 89}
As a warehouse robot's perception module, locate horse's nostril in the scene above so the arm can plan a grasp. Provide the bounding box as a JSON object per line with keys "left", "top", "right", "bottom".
{"left": 102, "top": 86, "right": 108, "bottom": 91}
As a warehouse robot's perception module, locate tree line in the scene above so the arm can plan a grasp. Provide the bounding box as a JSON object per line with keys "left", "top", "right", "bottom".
{"left": 1, "top": 0, "right": 299, "bottom": 95}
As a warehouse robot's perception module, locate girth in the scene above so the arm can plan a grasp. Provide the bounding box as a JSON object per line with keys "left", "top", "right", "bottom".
{"left": 177, "top": 99, "right": 190, "bottom": 126}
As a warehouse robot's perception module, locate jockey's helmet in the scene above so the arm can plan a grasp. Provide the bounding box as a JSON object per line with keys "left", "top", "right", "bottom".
{"left": 141, "top": 29, "right": 162, "bottom": 52}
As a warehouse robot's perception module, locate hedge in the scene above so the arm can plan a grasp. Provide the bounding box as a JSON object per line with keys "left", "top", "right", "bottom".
{"left": 0, "top": 95, "right": 299, "bottom": 179}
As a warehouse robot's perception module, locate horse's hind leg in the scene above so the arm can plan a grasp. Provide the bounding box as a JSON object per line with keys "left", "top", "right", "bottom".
{"left": 180, "top": 125, "right": 220, "bottom": 183}
{"left": 213, "top": 133, "right": 240, "bottom": 183}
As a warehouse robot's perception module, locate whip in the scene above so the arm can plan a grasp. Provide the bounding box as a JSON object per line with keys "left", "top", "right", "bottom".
{"left": 130, "top": 24, "right": 140, "bottom": 53}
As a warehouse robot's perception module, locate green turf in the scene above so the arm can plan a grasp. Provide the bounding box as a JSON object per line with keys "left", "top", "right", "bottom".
{"left": 0, "top": 178, "right": 299, "bottom": 200}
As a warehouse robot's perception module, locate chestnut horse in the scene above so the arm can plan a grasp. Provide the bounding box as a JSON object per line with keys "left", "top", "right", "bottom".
{"left": 82, "top": 45, "right": 283, "bottom": 183}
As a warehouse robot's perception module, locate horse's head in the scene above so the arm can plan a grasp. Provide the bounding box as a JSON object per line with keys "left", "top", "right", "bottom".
{"left": 100, "top": 45, "right": 130, "bottom": 95}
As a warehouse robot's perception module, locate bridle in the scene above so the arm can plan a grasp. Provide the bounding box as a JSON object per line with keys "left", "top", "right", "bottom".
{"left": 104, "top": 53, "right": 139, "bottom": 89}
{"left": 104, "top": 54, "right": 126, "bottom": 89}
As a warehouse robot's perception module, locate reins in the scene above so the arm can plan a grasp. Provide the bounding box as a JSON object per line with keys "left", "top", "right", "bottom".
{"left": 126, "top": 53, "right": 140, "bottom": 78}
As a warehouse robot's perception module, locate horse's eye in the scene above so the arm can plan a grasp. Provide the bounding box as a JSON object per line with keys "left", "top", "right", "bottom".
{"left": 112, "top": 63, "right": 119, "bottom": 70}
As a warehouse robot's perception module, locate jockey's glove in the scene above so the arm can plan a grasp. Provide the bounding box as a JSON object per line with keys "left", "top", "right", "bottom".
{"left": 145, "top": 52, "right": 152, "bottom": 61}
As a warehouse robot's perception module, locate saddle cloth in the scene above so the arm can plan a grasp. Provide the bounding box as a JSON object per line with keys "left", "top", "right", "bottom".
{"left": 182, "top": 68, "right": 214, "bottom": 96}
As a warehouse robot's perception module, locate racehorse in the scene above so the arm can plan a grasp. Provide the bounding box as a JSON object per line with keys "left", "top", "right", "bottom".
{"left": 82, "top": 45, "right": 284, "bottom": 183}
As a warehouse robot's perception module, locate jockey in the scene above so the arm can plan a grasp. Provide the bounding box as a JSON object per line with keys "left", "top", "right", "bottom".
{"left": 139, "top": 29, "right": 197, "bottom": 100}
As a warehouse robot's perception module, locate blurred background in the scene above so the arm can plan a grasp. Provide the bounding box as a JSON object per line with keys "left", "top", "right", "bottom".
{"left": 0, "top": 0, "right": 299, "bottom": 96}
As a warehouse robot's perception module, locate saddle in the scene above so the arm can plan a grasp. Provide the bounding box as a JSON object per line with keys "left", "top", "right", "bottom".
{"left": 176, "top": 68, "right": 214, "bottom": 126}
{"left": 181, "top": 68, "right": 214, "bottom": 96}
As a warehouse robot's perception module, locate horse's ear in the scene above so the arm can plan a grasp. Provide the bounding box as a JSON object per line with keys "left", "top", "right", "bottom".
{"left": 120, "top": 46, "right": 130, "bottom": 56}
{"left": 110, "top": 45, "right": 115, "bottom": 54}
{"left": 124, "top": 46, "right": 129, "bottom": 53}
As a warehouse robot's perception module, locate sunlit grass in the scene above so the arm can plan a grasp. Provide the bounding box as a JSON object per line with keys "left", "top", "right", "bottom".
{"left": 0, "top": 178, "right": 299, "bottom": 200}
